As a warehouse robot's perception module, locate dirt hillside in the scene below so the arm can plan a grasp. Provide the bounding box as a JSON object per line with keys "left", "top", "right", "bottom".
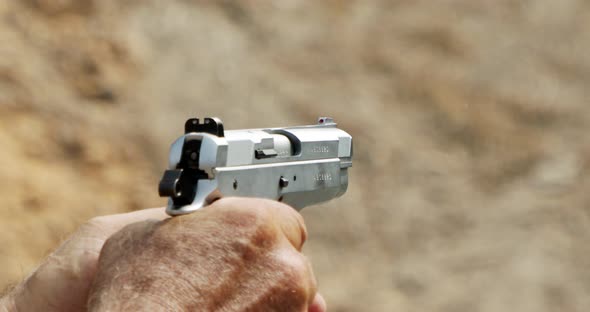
{"left": 1, "top": 1, "right": 590, "bottom": 311}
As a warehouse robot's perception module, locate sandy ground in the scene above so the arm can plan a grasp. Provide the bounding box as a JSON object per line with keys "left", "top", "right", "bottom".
{"left": 1, "top": 1, "right": 590, "bottom": 311}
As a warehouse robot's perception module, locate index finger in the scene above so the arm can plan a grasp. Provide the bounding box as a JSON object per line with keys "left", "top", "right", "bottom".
{"left": 88, "top": 207, "right": 169, "bottom": 239}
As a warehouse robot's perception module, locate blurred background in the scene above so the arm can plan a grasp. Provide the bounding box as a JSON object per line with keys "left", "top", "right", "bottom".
{"left": 1, "top": 0, "right": 590, "bottom": 311}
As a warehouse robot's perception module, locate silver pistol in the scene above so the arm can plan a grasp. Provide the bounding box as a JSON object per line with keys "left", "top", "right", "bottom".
{"left": 158, "top": 117, "right": 353, "bottom": 216}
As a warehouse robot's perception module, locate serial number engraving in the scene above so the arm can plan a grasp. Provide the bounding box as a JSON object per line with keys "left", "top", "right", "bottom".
{"left": 314, "top": 173, "right": 332, "bottom": 182}
{"left": 312, "top": 145, "right": 330, "bottom": 153}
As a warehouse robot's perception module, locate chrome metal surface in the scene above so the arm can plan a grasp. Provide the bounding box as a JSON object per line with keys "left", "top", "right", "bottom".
{"left": 163, "top": 117, "right": 353, "bottom": 215}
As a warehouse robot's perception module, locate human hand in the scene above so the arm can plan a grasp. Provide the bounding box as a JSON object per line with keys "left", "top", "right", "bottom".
{"left": 1, "top": 207, "right": 169, "bottom": 312}
{"left": 88, "top": 198, "right": 326, "bottom": 312}
{"left": 1, "top": 198, "right": 326, "bottom": 312}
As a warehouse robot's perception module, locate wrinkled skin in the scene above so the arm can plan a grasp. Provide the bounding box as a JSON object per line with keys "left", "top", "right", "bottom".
{"left": 0, "top": 198, "right": 326, "bottom": 312}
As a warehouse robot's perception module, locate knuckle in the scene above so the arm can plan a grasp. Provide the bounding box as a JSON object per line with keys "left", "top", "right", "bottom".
{"left": 99, "top": 232, "right": 119, "bottom": 253}
{"left": 258, "top": 200, "right": 307, "bottom": 248}
{"left": 214, "top": 199, "right": 278, "bottom": 237}
{"left": 240, "top": 220, "right": 278, "bottom": 250}
{"left": 102, "top": 221, "right": 153, "bottom": 253}
{"left": 98, "top": 225, "right": 150, "bottom": 267}
{"left": 275, "top": 251, "right": 311, "bottom": 288}
{"left": 97, "top": 233, "right": 125, "bottom": 263}
{"left": 214, "top": 198, "right": 262, "bottom": 220}
{"left": 273, "top": 253, "right": 311, "bottom": 307}
{"left": 234, "top": 203, "right": 273, "bottom": 224}
{"left": 208, "top": 198, "right": 313, "bottom": 251}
